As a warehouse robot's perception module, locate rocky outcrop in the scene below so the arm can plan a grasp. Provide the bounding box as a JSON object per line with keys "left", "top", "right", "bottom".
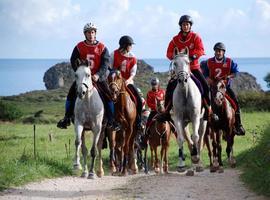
{"left": 43, "top": 62, "right": 74, "bottom": 89}
{"left": 231, "top": 72, "right": 263, "bottom": 93}
{"left": 43, "top": 60, "right": 262, "bottom": 93}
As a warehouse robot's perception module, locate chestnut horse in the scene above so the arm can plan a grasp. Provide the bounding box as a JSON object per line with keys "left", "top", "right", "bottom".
{"left": 205, "top": 78, "right": 236, "bottom": 173}
{"left": 107, "top": 70, "right": 138, "bottom": 175}
{"left": 144, "top": 98, "right": 172, "bottom": 174}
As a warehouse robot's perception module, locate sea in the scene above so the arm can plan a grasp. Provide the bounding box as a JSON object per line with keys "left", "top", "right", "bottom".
{"left": 0, "top": 58, "right": 269, "bottom": 96}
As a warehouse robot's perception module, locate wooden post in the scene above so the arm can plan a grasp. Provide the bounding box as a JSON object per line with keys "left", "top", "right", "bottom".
{"left": 33, "top": 125, "right": 36, "bottom": 159}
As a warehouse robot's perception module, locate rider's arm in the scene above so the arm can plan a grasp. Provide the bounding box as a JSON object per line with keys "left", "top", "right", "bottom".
{"left": 97, "top": 47, "right": 110, "bottom": 81}
{"left": 70, "top": 46, "right": 80, "bottom": 71}
{"left": 192, "top": 34, "right": 205, "bottom": 59}
{"left": 166, "top": 40, "right": 175, "bottom": 60}
{"left": 229, "top": 60, "right": 239, "bottom": 78}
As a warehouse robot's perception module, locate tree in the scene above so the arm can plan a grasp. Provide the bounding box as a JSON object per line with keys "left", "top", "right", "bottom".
{"left": 264, "top": 73, "right": 270, "bottom": 89}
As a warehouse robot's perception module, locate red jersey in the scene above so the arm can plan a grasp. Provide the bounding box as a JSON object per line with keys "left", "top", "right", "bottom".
{"left": 112, "top": 49, "right": 137, "bottom": 80}
{"left": 207, "top": 57, "right": 232, "bottom": 80}
{"left": 146, "top": 88, "right": 165, "bottom": 111}
{"left": 166, "top": 31, "right": 205, "bottom": 70}
{"left": 76, "top": 41, "right": 105, "bottom": 75}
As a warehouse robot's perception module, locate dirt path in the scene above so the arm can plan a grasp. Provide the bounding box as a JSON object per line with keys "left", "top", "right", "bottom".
{"left": 0, "top": 169, "right": 268, "bottom": 200}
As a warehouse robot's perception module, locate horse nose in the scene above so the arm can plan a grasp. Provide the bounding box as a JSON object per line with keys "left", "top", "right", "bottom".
{"left": 82, "top": 91, "right": 86, "bottom": 95}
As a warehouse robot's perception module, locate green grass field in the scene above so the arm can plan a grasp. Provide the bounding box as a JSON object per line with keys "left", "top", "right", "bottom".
{"left": 0, "top": 111, "right": 269, "bottom": 195}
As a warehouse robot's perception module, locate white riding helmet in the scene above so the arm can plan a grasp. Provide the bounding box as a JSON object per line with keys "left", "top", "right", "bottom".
{"left": 83, "top": 22, "right": 97, "bottom": 33}
{"left": 151, "top": 77, "right": 160, "bottom": 86}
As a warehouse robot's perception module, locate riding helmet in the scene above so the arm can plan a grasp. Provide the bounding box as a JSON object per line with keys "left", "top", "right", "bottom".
{"left": 119, "top": 35, "right": 135, "bottom": 46}
{"left": 151, "top": 77, "right": 160, "bottom": 86}
{"left": 213, "top": 42, "right": 226, "bottom": 51}
{"left": 83, "top": 22, "right": 97, "bottom": 33}
{"left": 179, "top": 15, "right": 193, "bottom": 26}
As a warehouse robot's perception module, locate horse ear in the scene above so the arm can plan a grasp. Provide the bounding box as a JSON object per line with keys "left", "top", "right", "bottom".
{"left": 184, "top": 47, "right": 189, "bottom": 56}
{"left": 173, "top": 47, "right": 180, "bottom": 57}
{"left": 116, "top": 70, "right": 121, "bottom": 78}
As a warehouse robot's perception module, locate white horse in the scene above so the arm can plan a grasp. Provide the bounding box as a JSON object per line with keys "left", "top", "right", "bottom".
{"left": 172, "top": 49, "right": 207, "bottom": 175}
{"left": 73, "top": 60, "right": 105, "bottom": 179}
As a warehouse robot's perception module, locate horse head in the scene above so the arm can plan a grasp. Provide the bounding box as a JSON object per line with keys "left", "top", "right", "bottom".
{"left": 75, "top": 59, "right": 93, "bottom": 99}
{"left": 171, "top": 48, "right": 191, "bottom": 85}
{"left": 155, "top": 98, "right": 165, "bottom": 113}
{"left": 108, "top": 70, "right": 125, "bottom": 102}
{"left": 211, "top": 78, "right": 227, "bottom": 107}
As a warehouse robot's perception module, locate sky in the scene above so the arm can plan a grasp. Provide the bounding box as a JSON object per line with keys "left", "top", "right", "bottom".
{"left": 0, "top": 0, "right": 270, "bottom": 59}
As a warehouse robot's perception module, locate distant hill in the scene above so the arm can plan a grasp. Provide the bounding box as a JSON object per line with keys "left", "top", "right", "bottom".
{"left": 43, "top": 59, "right": 262, "bottom": 95}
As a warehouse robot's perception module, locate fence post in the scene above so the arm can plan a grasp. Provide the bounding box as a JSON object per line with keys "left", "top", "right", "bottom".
{"left": 33, "top": 124, "right": 36, "bottom": 160}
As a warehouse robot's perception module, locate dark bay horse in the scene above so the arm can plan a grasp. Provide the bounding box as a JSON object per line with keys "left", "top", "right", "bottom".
{"left": 144, "top": 98, "right": 172, "bottom": 174}
{"left": 107, "top": 70, "right": 138, "bottom": 175}
{"left": 205, "top": 78, "right": 236, "bottom": 173}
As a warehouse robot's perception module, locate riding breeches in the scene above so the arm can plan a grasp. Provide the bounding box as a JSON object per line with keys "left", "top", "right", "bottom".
{"left": 164, "top": 79, "right": 177, "bottom": 112}
{"left": 191, "top": 69, "right": 211, "bottom": 106}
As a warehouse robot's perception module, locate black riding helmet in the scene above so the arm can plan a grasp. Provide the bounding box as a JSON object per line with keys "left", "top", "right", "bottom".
{"left": 179, "top": 15, "right": 193, "bottom": 26}
{"left": 119, "top": 35, "right": 135, "bottom": 48}
{"left": 214, "top": 42, "right": 226, "bottom": 51}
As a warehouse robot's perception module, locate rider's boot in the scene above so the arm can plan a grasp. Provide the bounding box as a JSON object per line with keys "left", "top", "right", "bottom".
{"left": 234, "top": 111, "right": 245, "bottom": 136}
{"left": 107, "top": 101, "right": 121, "bottom": 132}
{"left": 57, "top": 100, "right": 74, "bottom": 129}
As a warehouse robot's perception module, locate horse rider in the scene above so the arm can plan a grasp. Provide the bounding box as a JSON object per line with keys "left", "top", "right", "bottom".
{"left": 57, "top": 22, "right": 120, "bottom": 131}
{"left": 165, "top": 15, "right": 213, "bottom": 121}
{"left": 200, "top": 42, "right": 246, "bottom": 135}
{"left": 110, "top": 35, "right": 143, "bottom": 130}
{"left": 145, "top": 77, "right": 166, "bottom": 129}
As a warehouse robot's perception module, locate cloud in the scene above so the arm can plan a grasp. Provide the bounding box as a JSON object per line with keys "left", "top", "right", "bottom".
{"left": 0, "top": 0, "right": 81, "bottom": 38}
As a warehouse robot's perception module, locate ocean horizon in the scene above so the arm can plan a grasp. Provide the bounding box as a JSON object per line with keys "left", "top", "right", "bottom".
{"left": 0, "top": 57, "right": 269, "bottom": 96}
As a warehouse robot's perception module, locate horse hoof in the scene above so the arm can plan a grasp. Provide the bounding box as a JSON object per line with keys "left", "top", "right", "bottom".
{"left": 195, "top": 166, "right": 204, "bottom": 172}
{"left": 186, "top": 170, "right": 195, "bottom": 176}
{"left": 88, "top": 173, "right": 95, "bottom": 179}
{"left": 210, "top": 166, "right": 217, "bottom": 173}
{"left": 81, "top": 171, "right": 88, "bottom": 178}
{"left": 97, "top": 170, "right": 104, "bottom": 178}
{"left": 191, "top": 156, "right": 200, "bottom": 164}
{"left": 177, "top": 166, "right": 186, "bottom": 173}
{"left": 73, "top": 164, "right": 82, "bottom": 170}
{"left": 218, "top": 167, "right": 224, "bottom": 173}
{"left": 230, "top": 163, "right": 236, "bottom": 168}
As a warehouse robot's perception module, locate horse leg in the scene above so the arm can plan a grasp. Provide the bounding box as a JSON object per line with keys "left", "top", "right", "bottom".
{"left": 144, "top": 142, "right": 149, "bottom": 174}
{"left": 154, "top": 145, "right": 160, "bottom": 173}
{"left": 205, "top": 129, "right": 215, "bottom": 172}
{"left": 160, "top": 142, "right": 164, "bottom": 174}
{"left": 150, "top": 146, "right": 154, "bottom": 170}
{"left": 96, "top": 129, "right": 105, "bottom": 178}
{"left": 217, "top": 130, "right": 224, "bottom": 173}
{"left": 81, "top": 131, "right": 88, "bottom": 177}
{"left": 88, "top": 124, "right": 102, "bottom": 179}
{"left": 129, "top": 129, "right": 138, "bottom": 174}
{"left": 226, "top": 130, "right": 236, "bottom": 168}
{"left": 108, "top": 129, "right": 117, "bottom": 175}
{"left": 73, "top": 124, "right": 83, "bottom": 172}
{"left": 122, "top": 128, "right": 132, "bottom": 176}
{"left": 190, "top": 115, "right": 200, "bottom": 164}
{"left": 175, "top": 120, "right": 186, "bottom": 172}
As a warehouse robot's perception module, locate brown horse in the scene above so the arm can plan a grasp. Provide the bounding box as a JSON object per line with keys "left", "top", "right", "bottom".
{"left": 205, "top": 78, "right": 236, "bottom": 173}
{"left": 107, "top": 70, "right": 138, "bottom": 175}
{"left": 144, "top": 98, "right": 172, "bottom": 174}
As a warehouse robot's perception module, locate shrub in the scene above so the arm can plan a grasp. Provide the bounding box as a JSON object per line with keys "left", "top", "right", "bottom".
{"left": 238, "top": 92, "right": 270, "bottom": 111}
{"left": 0, "top": 101, "right": 23, "bottom": 121}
